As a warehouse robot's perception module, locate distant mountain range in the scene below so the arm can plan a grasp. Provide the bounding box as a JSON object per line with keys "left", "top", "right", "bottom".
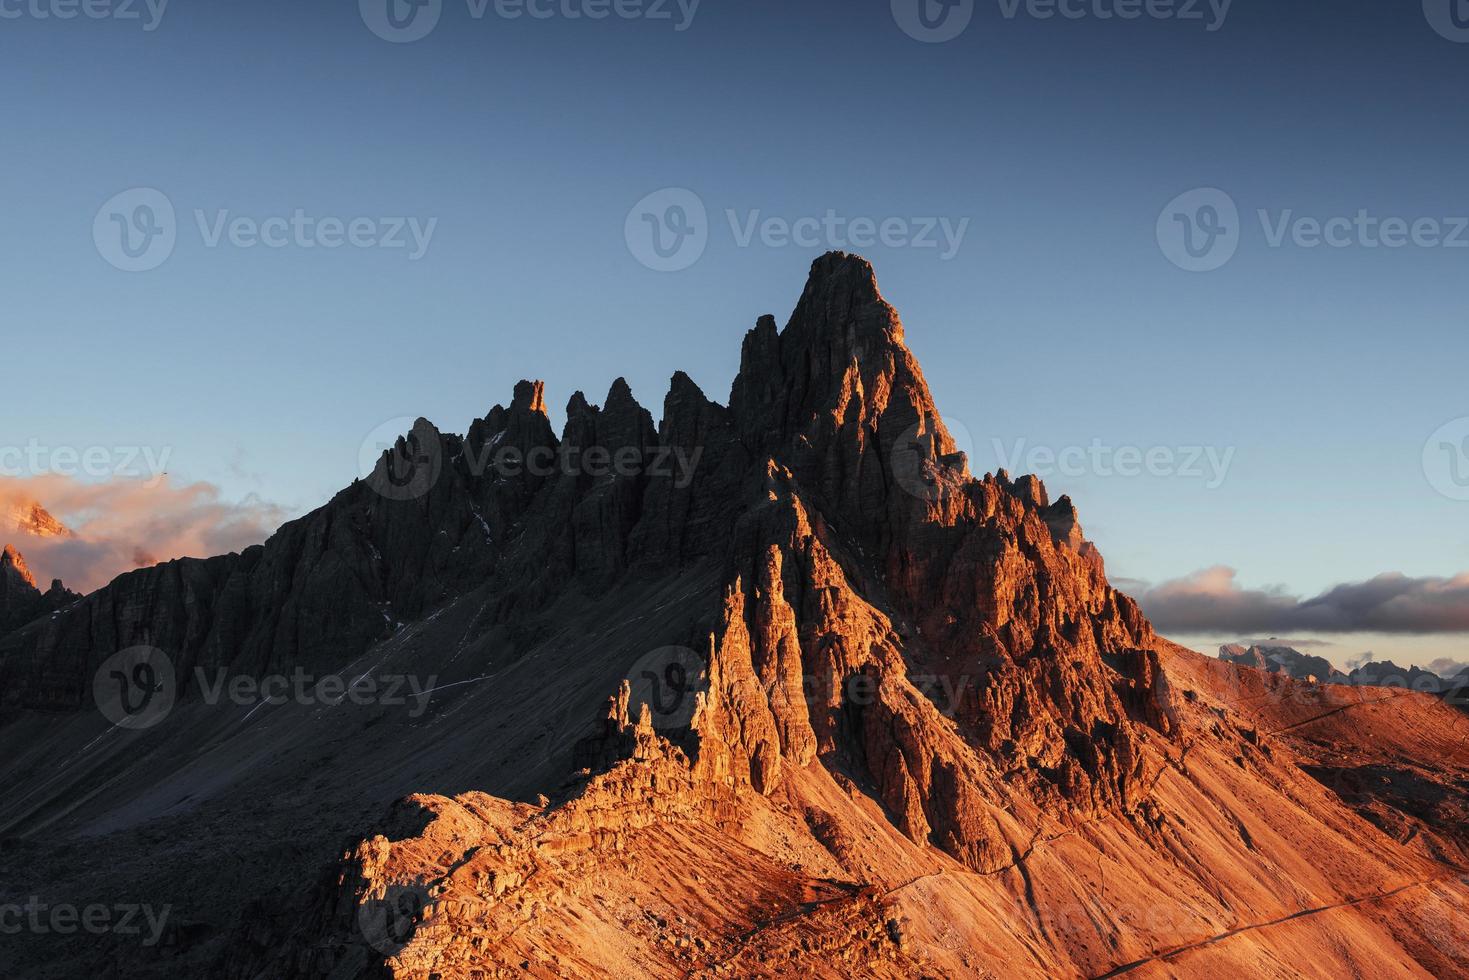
{"left": 1218, "top": 642, "right": 1468, "bottom": 698}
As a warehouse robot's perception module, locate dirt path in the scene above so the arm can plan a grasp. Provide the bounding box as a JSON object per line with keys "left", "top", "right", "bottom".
{"left": 1262, "top": 692, "right": 1409, "bottom": 736}
{"left": 1090, "top": 874, "right": 1458, "bottom": 978}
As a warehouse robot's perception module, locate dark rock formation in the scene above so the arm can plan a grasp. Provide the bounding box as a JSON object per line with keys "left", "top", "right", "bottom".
{"left": 0, "top": 545, "right": 78, "bottom": 638}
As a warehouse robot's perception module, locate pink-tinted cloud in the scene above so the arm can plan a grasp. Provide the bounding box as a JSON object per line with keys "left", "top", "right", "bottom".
{"left": 1136, "top": 565, "right": 1469, "bottom": 635}
{"left": 0, "top": 476, "right": 290, "bottom": 594}
{"left": 1425, "top": 657, "right": 1469, "bottom": 681}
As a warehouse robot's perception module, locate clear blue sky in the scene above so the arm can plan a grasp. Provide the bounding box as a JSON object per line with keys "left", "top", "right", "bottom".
{"left": 3, "top": 0, "right": 1467, "bottom": 642}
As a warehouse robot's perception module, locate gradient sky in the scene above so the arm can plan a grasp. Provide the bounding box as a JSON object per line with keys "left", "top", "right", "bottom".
{"left": 2, "top": 0, "right": 1467, "bottom": 667}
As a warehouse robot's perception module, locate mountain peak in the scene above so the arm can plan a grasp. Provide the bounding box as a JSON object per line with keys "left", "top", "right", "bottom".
{"left": 727, "top": 252, "right": 956, "bottom": 545}
{"left": 511, "top": 379, "right": 547, "bottom": 417}
{"left": 3, "top": 498, "right": 72, "bottom": 539}
{"left": 786, "top": 250, "right": 897, "bottom": 349}
{"left": 1, "top": 543, "right": 38, "bottom": 590}
{"left": 803, "top": 249, "right": 882, "bottom": 301}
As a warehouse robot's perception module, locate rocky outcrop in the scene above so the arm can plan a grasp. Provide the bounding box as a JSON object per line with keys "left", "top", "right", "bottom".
{"left": 0, "top": 545, "right": 77, "bottom": 638}
{"left": 2, "top": 544, "right": 38, "bottom": 592}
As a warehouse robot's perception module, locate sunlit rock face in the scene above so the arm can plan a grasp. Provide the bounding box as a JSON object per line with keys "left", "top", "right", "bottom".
{"left": 2, "top": 498, "right": 72, "bottom": 539}
{"left": 2, "top": 543, "right": 37, "bottom": 590}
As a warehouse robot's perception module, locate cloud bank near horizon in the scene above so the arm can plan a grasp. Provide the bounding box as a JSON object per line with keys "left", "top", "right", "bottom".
{"left": 1134, "top": 565, "right": 1469, "bottom": 636}
{"left": 1, "top": 476, "right": 290, "bottom": 594}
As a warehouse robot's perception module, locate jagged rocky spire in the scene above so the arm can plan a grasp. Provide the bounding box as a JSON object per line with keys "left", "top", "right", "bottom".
{"left": 1, "top": 544, "right": 37, "bottom": 590}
